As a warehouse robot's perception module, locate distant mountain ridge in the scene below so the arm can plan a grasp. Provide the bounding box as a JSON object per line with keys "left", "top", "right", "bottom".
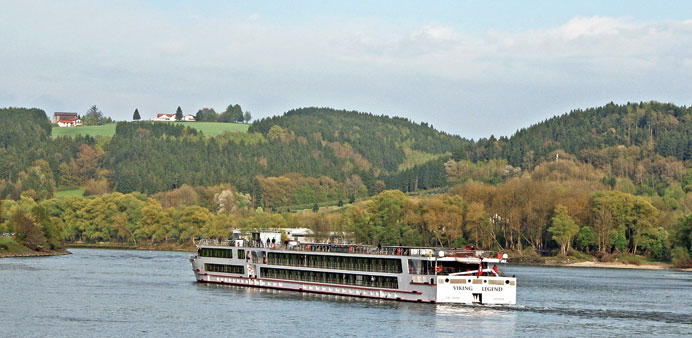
{"left": 250, "top": 107, "right": 468, "bottom": 174}
{"left": 2, "top": 102, "right": 691, "bottom": 201}
{"left": 479, "top": 101, "right": 692, "bottom": 166}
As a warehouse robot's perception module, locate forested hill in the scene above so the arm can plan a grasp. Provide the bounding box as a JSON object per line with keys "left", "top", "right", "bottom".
{"left": 250, "top": 107, "right": 468, "bottom": 173}
{"left": 3, "top": 102, "right": 692, "bottom": 204}
{"left": 0, "top": 108, "right": 97, "bottom": 199}
{"left": 466, "top": 101, "right": 692, "bottom": 166}
{"left": 103, "top": 108, "right": 466, "bottom": 196}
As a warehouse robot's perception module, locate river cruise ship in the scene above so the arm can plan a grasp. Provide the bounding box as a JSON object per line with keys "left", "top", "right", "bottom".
{"left": 189, "top": 239, "right": 516, "bottom": 305}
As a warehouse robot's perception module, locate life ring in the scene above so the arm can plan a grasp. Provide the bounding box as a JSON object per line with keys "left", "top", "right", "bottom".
{"left": 396, "top": 248, "right": 401, "bottom": 255}
{"left": 435, "top": 266, "right": 442, "bottom": 274}
{"left": 306, "top": 244, "right": 310, "bottom": 250}
{"left": 349, "top": 246, "right": 353, "bottom": 253}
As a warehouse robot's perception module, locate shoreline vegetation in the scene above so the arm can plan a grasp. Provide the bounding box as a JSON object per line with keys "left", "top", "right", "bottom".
{"left": 511, "top": 254, "right": 671, "bottom": 270}
{"left": 0, "top": 249, "right": 70, "bottom": 258}
{"left": 66, "top": 242, "right": 195, "bottom": 251}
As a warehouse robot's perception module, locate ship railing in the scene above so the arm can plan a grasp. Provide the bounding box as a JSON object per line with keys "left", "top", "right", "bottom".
{"left": 196, "top": 238, "right": 508, "bottom": 260}
{"left": 197, "top": 238, "right": 233, "bottom": 246}
{"left": 448, "top": 268, "right": 500, "bottom": 277}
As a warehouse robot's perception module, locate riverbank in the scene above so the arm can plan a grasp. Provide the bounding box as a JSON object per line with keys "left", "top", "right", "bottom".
{"left": 560, "top": 260, "right": 671, "bottom": 270}
{"left": 0, "top": 250, "right": 71, "bottom": 258}
{"left": 509, "top": 252, "right": 685, "bottom": 271}
{"left": 66, "top": 242, "right": 195, "bottom": 252}
{"left": 0, "top": 237, "right": 71, "bottom": 258}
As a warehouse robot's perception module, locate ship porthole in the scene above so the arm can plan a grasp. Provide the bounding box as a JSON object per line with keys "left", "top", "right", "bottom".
{"left": 483, "top": 280, "right": 487, "bottom": 283}
{"left": 445, "top": 278, "right": 449, "bottom": 283}
{"left": 467, "top": 279, "right": 471, "bottom": 283}
{"left": 505, "top": 280, "right": 510, "bottom": 284}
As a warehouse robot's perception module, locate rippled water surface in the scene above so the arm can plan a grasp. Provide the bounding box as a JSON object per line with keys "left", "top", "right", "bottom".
{"left": 1, "top": 249, "right": 691, "bottom": 337}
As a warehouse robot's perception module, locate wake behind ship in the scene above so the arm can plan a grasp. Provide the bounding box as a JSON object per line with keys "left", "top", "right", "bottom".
{"left": 189, "top": 234, "right": 516, "bottom": 305}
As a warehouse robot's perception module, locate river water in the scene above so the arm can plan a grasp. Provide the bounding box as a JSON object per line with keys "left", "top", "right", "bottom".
{"left": 1, "top": 249, "right": 690, "bottom": 337}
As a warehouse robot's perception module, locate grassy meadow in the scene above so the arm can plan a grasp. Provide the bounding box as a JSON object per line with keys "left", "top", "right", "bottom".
{"left": 177, "top": 122, "right": 249, "bottom": 136}
{"left": 52, "top": 123, "right": 117, "bottom": 138}
{"left": 54, "top": 188, "right": 86, "bottom": 198}
{"left": 52, "top": 122, "right": 249, "bottom": 138}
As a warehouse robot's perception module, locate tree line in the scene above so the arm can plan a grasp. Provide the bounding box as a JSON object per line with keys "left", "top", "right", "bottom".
{"left": 2, "top": 169, "right": 690, "bottom": 266}
{"left": 193, "top": 104, "right": 251, "bottom": 123}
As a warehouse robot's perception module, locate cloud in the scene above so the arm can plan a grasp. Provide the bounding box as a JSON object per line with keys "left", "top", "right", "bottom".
{"left": 0, "top": 3, "right": 691, "bottom": 139}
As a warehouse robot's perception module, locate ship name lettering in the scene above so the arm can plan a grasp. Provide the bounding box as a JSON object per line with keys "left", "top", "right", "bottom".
{"left": 482, "top": 286, "right": 503, "bottom": 292}
{"left": 453, "top": 286, "right": 473, "bottom": 291}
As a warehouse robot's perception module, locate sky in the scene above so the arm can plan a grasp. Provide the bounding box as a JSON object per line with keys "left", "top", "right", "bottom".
{"left": 1, "top": 1, "right": 691, "bottom": 139}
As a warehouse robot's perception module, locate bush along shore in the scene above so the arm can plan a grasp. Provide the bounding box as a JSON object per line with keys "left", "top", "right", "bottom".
{"left": 0, "top": 237, "right": 70, "bottom": 258}
{"left": 65, "top": 242, "right": 195, "bottom": 252}
{"left": 506, "top": 248, "right": 687, "bottom": 270}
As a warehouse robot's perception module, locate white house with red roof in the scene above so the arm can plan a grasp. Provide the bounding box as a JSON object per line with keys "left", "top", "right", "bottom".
{"left": 53, "top": 112, "right": 82, "bottom": 127}
{"left": 151, "top": 113, "right": 176, "bottom": 121}
{"left": 56, "top": 117, "right": 82, "bottom": 127}
{"left": 150, "top": 113, "right": 196, "bottom": 121}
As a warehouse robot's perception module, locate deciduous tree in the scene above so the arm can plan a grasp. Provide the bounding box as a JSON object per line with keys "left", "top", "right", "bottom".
{"left": 549, "top": 204, "right": 579, "bottom": 254}
{"left": 13, "top": 209, "right": 46, "bottom": 250}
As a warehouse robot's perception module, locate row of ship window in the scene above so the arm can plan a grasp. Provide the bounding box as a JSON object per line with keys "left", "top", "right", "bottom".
{"left": 266, "top": 253, "right": 403, "bottom": 273}
{"left": 205, "top": 263, "right": 245, "bottom": 274}
{"left": 198, "top": 248, "right": 245, "bottom": 259}
{"left": 199, "top": 248, "right": 407, "bottom": 275}
{"left": 261, "top": 267, "right": 399, "bottom": 289}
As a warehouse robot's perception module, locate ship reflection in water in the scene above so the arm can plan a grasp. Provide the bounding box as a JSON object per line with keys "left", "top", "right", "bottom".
{"left": 197, "top": 282, "right": 518, "bottom": 336}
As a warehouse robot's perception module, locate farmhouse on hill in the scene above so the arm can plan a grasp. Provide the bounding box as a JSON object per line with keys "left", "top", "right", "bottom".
{"left": 150, "top": 113, "right": 195, "bottom": 122}
{"left": 57, "top": 117, "right": 82, "bottom": 127}
{"left": 53, "top": 112, "right": 78, "bottom": 123}
{"left": 53, "top": 112, "right": 82, "bottom": 127}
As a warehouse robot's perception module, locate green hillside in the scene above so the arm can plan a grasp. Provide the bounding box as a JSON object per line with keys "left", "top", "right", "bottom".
{"left": 105, "top": 108, "right": 463, "bottom": 195}
{"left": 179, "top": 122, "right": 249, "bottom": 136}
{"left": 5, "top": 103, "right": 692, "bottom": 202}
{"left": 452, "top": 101, "right": 692, "bottom": 196}
{"left": 52, "top": 121, "right": 248, "bottom": 138}
{"left": 52, "top": 123, "right": 117, "bottom": 138}
{"left": 459, "top": 101, "right": 692, "bottom": 165}
{"left": 250, "top": 107, "right": 467, "bottom": 174}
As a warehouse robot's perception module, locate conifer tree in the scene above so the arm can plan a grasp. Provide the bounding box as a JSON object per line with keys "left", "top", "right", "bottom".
{"left": 133, "top": 108, "right": 141, "bottom": 121}
{"left": 83, "top": 105, "right": 104, "bottom": 126}
{"left": 175, "top": 106, "right": 183, "bottom": 121}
